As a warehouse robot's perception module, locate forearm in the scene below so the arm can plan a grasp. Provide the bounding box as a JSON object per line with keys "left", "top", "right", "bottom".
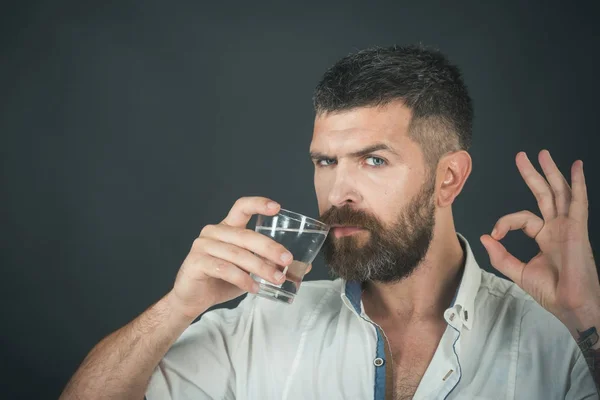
{"left": 60, "top": 291, "right": 198, "bottom": 400}
{"left": 563, "top": 305, "right": 600, "bottom": 393}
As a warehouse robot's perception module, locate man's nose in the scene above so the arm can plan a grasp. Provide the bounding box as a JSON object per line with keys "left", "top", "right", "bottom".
{"left": 327, "top": 167, "right": 362, "bottom": 207}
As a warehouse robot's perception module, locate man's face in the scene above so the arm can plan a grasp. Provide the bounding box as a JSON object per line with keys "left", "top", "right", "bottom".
{"left": 310, "top": 101, "right": 437, "bottom": 282}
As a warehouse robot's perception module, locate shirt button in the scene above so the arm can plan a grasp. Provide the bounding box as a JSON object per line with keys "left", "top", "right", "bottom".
{"left": 373, "top": 357, "right": 385, "bottom": 367}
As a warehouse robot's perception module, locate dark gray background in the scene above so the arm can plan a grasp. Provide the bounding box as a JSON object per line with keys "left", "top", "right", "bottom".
{"left": 2, "top": 1, "right": 599, "bottom": 398}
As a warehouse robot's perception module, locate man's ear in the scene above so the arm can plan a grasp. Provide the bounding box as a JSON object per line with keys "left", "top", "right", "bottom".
{"left": 436, "top": 151, "right": 472, "bottom": 207}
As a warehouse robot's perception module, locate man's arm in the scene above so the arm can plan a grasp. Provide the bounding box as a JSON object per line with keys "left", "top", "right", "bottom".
{"left": 60, "top": 197, "right": 293, "bottom": 399}
{"left": 60, "top": 292, "right": 198, "bottom": 400}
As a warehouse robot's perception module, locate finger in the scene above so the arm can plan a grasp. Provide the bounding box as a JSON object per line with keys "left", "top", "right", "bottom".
{"left": 491, "top": 210, "right": 544, "bottom": 241}
{"left": 221, "top": 197, "right": 281, "bottom": 227}
{"left": 196, "top": 237, "right": 286, "bottom": 285}
{"left": 199, "top": 224, "right": 294, "bottom": 267}
{"left": 569, "top": 160, "right": 589, "bottom": 224}
{"left": 480, "top": 235, "right": 525, "bottom": 286}
{"left": 538, "top": 150, "right": 572, "bottom": 216}
{"left": 190, "top": 253, "right": 260, "bottom": 294}
{"left": 305, "top": 263, "right": 312, "bottom": 275}
{"left": 516, "top": 152, "right": 557, "bottom": 220}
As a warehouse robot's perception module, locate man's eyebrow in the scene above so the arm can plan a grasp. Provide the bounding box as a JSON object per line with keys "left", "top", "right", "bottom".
{"left": 309, "top": 151, "right": 329, "bottom": 160}
{"left": 348, "top": 144, "right": 397, "bottom": 158}
{"left": 309, "top": 143, "right": 397, "bottom": 160}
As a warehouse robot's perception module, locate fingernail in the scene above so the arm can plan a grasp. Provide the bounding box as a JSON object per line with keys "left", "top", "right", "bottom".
{"left": 491, "top": 229, "right": 497, "bottom": 238}
{"left": 267, "top": 201, "right": 279, "bottom": 209}
{"left": 274, "top": 266, "right": 288, "bottom": 281}
{"left": 252, "top": 282, "right": 260, "bottom": 293}
{"left": 280, "top": 252, "right": 292, "bottom": 262}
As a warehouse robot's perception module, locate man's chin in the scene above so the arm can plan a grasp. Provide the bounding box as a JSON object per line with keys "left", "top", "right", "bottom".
{"left": 326, "top": 263, "right": 365, "bottom": 282}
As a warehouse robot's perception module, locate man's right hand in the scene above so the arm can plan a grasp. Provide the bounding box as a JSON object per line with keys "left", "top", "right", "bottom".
{"left": 168, "top": 197, "right": 294, "bottom": 319}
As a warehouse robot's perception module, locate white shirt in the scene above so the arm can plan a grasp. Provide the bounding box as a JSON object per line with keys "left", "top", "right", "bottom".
{"left": 146, "top": 235, "right": 597, "bottom": 399}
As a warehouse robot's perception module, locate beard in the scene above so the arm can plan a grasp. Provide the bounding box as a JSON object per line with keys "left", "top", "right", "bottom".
{"left": 319, "top": 178, "right": 436, "bottom": 283}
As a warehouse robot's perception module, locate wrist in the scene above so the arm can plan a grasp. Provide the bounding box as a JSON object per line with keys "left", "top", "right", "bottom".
{"left": 560, "top": 303, "right": 600, "bottom": 346}
{"left": 165, "top": 290, "right": 210, "bottom": 325}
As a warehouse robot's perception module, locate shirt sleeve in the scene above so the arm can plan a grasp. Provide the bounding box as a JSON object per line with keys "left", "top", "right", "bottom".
{"left": 516, "top": 299, "right": 598, "bottom": 399}
{"left": 145, "top": 295, "right": 255, "bottom": 400}
{"left": 566, "top": 350, "right": 599, "bottom": 400}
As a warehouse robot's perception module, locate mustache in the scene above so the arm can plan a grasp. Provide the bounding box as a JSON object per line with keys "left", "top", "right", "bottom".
{"left": 319, "top": 205, "right": 383, "bottom": 231}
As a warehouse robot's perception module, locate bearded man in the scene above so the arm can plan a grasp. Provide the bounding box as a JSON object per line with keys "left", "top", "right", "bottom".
{"left": 61, "top": 45, "right": 600, "bottom": 400}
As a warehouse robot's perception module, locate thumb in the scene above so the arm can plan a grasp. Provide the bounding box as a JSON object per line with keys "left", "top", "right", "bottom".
{"left": 480, "top": 234, "right": 525, "bottom": 286}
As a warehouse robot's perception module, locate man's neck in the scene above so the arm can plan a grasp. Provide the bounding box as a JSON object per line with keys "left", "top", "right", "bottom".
{"left": 362, "top": 230, "right": 465, "bottom": 324}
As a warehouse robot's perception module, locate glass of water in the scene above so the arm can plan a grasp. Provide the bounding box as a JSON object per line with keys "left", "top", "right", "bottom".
{"left": 251, "top": 208, "right": 329, "bottom": 304}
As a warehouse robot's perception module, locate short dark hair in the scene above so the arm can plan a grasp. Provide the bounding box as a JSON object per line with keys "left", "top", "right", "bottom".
{"left": 313, "top": 45, "right": 473, "bottom": 169}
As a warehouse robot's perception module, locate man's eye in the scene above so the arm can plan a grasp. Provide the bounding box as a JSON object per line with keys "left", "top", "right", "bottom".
{"left": 365, "top": 156, "right": 386, "bottom": 166}
{"left": 317, "top": 158, "right": 336, "bottom": 166}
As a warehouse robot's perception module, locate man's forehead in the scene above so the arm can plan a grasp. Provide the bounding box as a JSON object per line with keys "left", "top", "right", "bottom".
{"left": 310, "top": 102, "right": 412, "bottom": 153}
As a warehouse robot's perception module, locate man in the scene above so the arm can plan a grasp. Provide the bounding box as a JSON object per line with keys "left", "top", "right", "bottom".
{"left": 61, "top": 45, "right": 600, "bottom": 399}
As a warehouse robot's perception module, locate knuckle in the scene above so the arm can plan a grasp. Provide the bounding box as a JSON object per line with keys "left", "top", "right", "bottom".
{"left": 514, "top": 211, "right": 532, "bottom": 222}
{"left": 228, "top": 245, "right": 242, "bottom": 259}
{"left": 200, "top": 224, "right": 216, "bottom": 237}
{"left": 537, "top": 192, "right": 554, "bottom": 203}
{"left": 231, "top": 272, "right": 249, "bottom": 289}
{"left": 234, "top": 197, "right": 249, "bottom": 208}
{"left": 191, "top": 237, "right": 202, "bottom": 248}
{"left": 192, "top": 237, "right": 207, "bottom": 250}
{"left": 180, "top": 255, "right": 209, "bottom": 280}
{"left": 494, "top": 218, "right": 507, "bottom": 228}
{"left": 213, "top": 259, "right": 231, "bottom": 274}
{"left": 183, "top": 253, "right": 203, "bottom": 268}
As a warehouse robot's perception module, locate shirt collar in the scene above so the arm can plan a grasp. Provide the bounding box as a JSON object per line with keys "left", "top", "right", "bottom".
{"left": 340, "top": 233, "right": 482, "bottom": 330}
{"left": 449, "top": 233, "right": 482, "bottom": 330}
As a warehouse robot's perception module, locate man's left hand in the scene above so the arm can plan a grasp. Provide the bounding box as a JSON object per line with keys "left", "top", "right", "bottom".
{"left": 480, "top": 150, "right": 600, "bottom": 332}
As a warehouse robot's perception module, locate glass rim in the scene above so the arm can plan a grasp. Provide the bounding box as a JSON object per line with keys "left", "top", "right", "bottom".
{"left": 271, "top": 208, "right": 329, "bottom": 230}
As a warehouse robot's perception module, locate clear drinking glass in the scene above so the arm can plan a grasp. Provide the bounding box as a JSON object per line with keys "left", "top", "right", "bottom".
{"left": 250, "top": 208, "right": 329, "bottom": 304}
